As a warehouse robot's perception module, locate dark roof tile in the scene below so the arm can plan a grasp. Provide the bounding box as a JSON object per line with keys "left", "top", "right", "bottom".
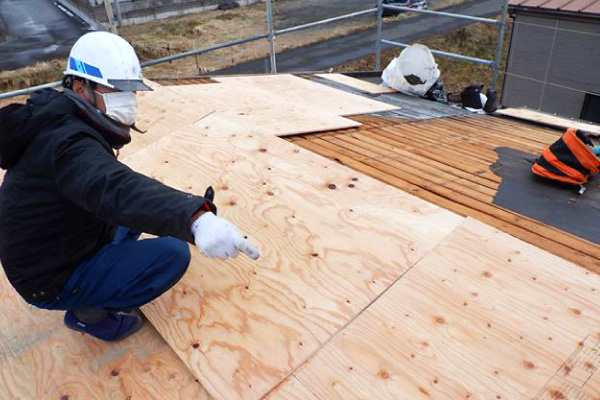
{"left": 510, "top": 0, "right": 600, "bottom": 14}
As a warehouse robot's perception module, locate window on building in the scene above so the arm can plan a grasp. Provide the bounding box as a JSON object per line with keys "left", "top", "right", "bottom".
{"left": 580, "top": 93, "right": 600, "bottom": 124}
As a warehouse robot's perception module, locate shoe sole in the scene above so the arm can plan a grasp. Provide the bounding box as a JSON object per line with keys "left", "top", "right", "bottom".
{"left": 66, "top": 316, "right": 145, "bottom": 342}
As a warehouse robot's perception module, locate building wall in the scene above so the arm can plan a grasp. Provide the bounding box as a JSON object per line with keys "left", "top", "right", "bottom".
{"left": 502, "top": 13, "right": 600, "bottom": 119}
{"left": 76, "top": 0, "right": 261, "bottom": 26}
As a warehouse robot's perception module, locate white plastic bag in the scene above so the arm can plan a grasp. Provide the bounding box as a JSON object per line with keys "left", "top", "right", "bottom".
{"left": 382, "top": 44, "right": 440, "bottom": 97}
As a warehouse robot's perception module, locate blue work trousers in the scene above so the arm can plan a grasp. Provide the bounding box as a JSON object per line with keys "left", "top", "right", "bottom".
{"left": 33, "top": 227, "right": 191, "bottom": 311}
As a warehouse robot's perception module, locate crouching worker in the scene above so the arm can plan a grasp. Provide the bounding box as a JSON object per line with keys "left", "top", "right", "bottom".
{"left": 0, "top": 32, "right": 259, "bottom": 342}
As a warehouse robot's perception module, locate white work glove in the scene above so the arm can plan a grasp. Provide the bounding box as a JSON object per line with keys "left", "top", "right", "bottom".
{"left": 191, "top": 212, "right": 260, "bottom": 259}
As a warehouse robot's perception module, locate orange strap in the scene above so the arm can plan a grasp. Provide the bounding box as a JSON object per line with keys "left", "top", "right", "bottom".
{"left": 541, "top": 149, "right": 587, "bottom": 182}
{"left": 532, "top": 163, "right": 585, "bottom": 185}
{"left": 563, "top": 129, "right": 600, "bottom": 174}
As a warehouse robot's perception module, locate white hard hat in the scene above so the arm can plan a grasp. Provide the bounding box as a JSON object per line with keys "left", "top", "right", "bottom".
{"left": 64, "top": 32, "right": 152, "bottom": 91}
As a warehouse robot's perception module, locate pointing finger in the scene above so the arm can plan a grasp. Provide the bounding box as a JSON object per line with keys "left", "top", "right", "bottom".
{"left": 234, "top": 235, "right": 260, "bottom": 260}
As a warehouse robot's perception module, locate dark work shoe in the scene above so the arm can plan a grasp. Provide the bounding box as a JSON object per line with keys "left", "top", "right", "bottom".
{"left": 64, "top": 310, "right": 144, "bottom": 342}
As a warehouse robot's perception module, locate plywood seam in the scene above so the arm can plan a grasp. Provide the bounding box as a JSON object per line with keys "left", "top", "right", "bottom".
{"left": 293, "top": 129, "right": 600, "bottom": 272}
{"left": 532, "top": 334, "right": 595, "bottom": 399}
{"left": 283, "top": 218, "right": 600, "bottom": 400}
{"left": 297, "top": 128, "right": 600, "bottom": 260}
{"left": 292, "top": 373, "right": 325, "bottom": 400}
{"left": 256, "top": 221, "right": 463, "bottom": 400}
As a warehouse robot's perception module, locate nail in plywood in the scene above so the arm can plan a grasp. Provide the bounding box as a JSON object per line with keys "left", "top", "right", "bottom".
{"left": 497, "top": 108, "right": 600, "bottom": 135}
{"left": 122, "top": 126, "right": 462, "bottom": 400}
{"left": 289, "top": 218, "right": 600, "bottom": 400}
{"left": 0, "top": 272, "right": 212, "bottom": 400}
{"left": 314, "top": 74, "right": 397, "bottom": 95}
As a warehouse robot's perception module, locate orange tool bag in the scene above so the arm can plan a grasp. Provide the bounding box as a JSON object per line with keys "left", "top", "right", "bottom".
{"left": 532, "top": 129, "right": 600, "bottom": 185}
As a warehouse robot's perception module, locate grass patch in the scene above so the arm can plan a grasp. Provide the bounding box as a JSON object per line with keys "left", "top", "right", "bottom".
{"left": 335, "top": 19, "right": 513, "bottom": 93}
{"left": 0, "top": 0, "right": 475, "bottom": 93}
{"left": 122, "top": 0, "right": 471, "bottom": 78}
{"left": 0, "top": 59, "right": 64, "bottom": 93}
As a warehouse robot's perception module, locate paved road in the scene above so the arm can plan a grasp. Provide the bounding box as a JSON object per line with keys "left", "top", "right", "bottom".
{"left": 0, "top": 0, "right": 90, "bottom": 71}
{"left": 273, "top": 0, "right": 452, "bottom": 29}
{"left": 216, "top": 0, "right": 503, "bottom": 74}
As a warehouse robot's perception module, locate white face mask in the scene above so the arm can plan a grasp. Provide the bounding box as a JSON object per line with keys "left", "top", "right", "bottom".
{"left": 96, "top": 91, "right": 138, "bottom": 126}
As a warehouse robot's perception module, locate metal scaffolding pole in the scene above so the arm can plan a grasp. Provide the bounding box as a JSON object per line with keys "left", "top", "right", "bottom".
{"left": 266, "top": 0, "right": 277, "bottom": 74}
{"left": 113, "top": 0, "right": 123, "bottom": 28}
{"left": 276, "top": 9, "right": 375, "bottom": 35}
{"left": 103, "top": 0, "right": 117, "bottom": 33}
{"left": 376, "top": 0, "right": 383, "bottom": 70}
{"left": 382, "top": 4, "right": 500, "bottom": 25}
{"left": 381, "top": 39, "right": 494, "bottom": 65}
{"left": 490, "top": 0, "right": 511, "bottom": 92}
{"left": 0, "top": 4, "right": 512, "bottom": 100}
{"left": 141, "top": 34, "right": 268, "bottom": 67}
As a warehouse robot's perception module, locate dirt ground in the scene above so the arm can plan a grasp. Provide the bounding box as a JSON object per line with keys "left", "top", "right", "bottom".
{"left": 121, "top": 0, "right": 471, "bottom": 78}
{"left": 0, "top": 0, "right": 471, "bottom": 92}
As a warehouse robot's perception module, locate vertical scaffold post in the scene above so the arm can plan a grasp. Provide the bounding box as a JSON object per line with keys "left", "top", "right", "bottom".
{"left": 113, "top": 0, "right": 123, "bottom": 28}
{"left": 376, "top": 0, "right": 384, "bottom": 71}
{"left": 266, "top": 0, "right": 277, "bottom": 74}
{"left": 490, "top": 0, "right": 511, "bottom": 92}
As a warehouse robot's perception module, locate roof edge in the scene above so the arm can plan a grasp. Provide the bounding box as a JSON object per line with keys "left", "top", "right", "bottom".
{"left": 509, "top": 5, "right": 600, "bottom": 21}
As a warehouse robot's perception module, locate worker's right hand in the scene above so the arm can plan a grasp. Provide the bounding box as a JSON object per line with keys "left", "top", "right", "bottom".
{"left": 191, "top": 212, "right": 260, "bottom": 260}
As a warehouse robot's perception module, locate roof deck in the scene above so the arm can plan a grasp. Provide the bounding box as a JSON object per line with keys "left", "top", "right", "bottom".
{"left": 1, "top": 73, "right": 599, "bottom": 400}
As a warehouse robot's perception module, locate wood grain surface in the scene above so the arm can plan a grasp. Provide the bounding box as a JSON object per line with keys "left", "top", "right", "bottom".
{"left": 0, "top": 272, "right": 212, "bottom": 400}
{"left": 0, "top": 79, "right": 213, "bottom": 400}
{"left": 314, "top": 74, "right": 397, "bottom": 94}
{"left": 497, "top": 108, "right": 600, "bottom": 135}
{"left": 532, "top": 335, "right": 600, "bottom": 399}
{"left": 124, "top": 74, "right": 391, "bottom": 158}
{"left": 291, "top": 115, "right": 600, "bottom": 273}
{"left": 289, "top": 218, "right": 600, "bottom": 400}
{"left": 265, "top": 377, "right": 321, "bottom": 400}
{"left": 209, "top": 75, "right": 398, "bottom": 116}
{"left": 121, "top": 85, "right": 217, "bottom": 159}
{"left": 123, "top": 125, "right": 462, "bottom": 400}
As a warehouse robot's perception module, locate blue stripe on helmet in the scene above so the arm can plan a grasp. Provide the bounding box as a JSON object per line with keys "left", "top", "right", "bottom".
{"left": 69, "top": 57, "right": 104, "bottom": 79}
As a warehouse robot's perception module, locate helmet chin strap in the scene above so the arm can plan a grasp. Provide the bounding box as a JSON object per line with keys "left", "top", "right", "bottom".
{"left": 84, "top": 80, "right": 98, "bottom": 109}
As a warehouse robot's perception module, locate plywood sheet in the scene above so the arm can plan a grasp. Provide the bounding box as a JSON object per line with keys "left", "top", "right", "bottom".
{"left": 208, "top": 74, "right": 398, "bottom": 116}
{"left": 292, "top": 115, "right": 600, "bottom": 273}
{"left": 125, "top": 75, "right": 370, "bottom": 158}
{"left": 122, "top": 85, "right": 218, "bottom": 158}
{"left": 535, "top": 375, "right": 600, "bottom": 400}
{"left": 190, "top": 105, "right": 359, "bottom": 138}
{"left": 169, "top": 80, "right": 362, "bottom": 136}
{"left": 264, "top": 375, "right": 321, "bottom": 400}
{"left": 266, "top": 376, "right": 321, "bottom": 400}
{"left": 0, "top": 272, "right": 212, "bottom": 400}
{"left": 122, "top": 126, "right": 463, "bottom": 400}
{"left": 291, "top": 218, "right": 600, "bottom": 400}
{"left": 315, "top": 74, "right": 397, "bottom": 94}
{"left": 497, "top": 108, "right": 600, "bottom": 135}
{"left": 532, "top": 334, "right": 600, "bottom": 399}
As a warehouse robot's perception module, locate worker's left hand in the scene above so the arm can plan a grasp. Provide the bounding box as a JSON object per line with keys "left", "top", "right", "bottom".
{"left": 191, "top": 212, "right": 260, "bottom": 260}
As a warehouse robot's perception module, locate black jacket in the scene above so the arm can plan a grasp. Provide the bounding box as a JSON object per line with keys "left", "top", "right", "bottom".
{"left": 0, "top": 89, "right": 208, "bottom": 303}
